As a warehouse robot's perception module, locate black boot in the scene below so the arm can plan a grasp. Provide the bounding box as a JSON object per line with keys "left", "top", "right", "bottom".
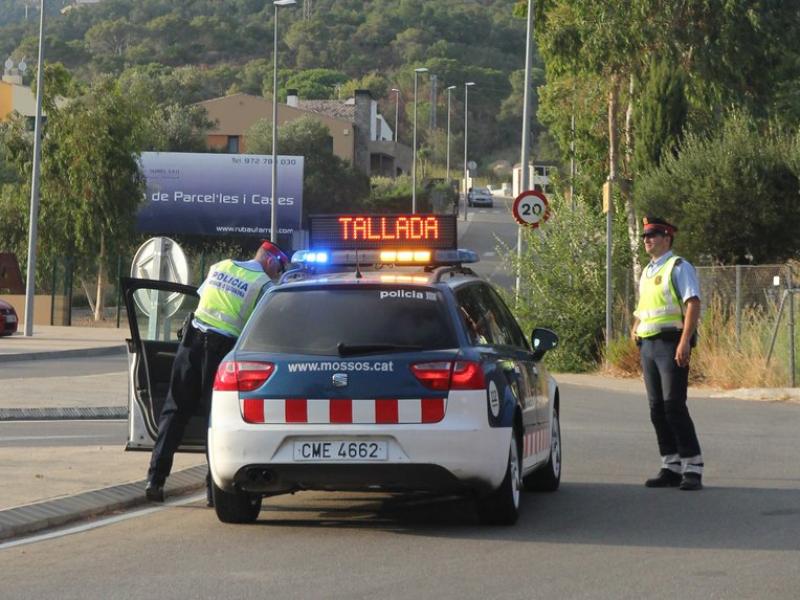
{"left": 145, "top": 480, "right": 165, "bottom": 502}
{"left": 679, "top": 472, "right": 703, "bottom": 491}
{"left": 645, "top": 469, "right": 682, "bottom": 488}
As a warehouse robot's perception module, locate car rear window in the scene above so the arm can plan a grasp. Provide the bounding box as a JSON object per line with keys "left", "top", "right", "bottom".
{"left": 239, "top": 286, "right": 457, "bottom": 355}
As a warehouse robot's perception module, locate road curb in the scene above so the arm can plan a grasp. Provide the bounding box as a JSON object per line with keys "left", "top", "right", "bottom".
{"left": 0, "top": 345, "right": 126, "bottom": 364}
{"left": 0, "top": 465, "right": 207, "bottom": 542}
{"left": 0, "top": 406, "right": 128, "bottom": 421}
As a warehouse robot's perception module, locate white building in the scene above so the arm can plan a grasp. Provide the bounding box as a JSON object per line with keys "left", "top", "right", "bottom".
{"left": 512, "top": 163, "right": 557, "bottom": 198}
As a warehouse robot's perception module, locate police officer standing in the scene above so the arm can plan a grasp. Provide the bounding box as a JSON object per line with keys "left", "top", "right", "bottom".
{"left": 631, "top": 217, "right": 704, "bottom": 491}
{"left": 145, "top": 241, "right": 289, "bottom": 503}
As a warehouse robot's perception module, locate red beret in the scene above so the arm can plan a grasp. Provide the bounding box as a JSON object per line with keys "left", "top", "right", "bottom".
{"left": 260, "top": 240, "right": 289, "bottom": 265}
{"left": 642, "top": 216, "right": 677, "bottom": 237}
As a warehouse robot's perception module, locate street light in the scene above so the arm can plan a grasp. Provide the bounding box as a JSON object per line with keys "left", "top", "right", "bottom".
{"left": 412, "top": 67, "right": 428, "bottom": 213}
{"left": 516, "top": 0, "right": 534, "bottom": 300}
{"left": 446, "top": 85, "right": 456, "bottom": 183}
{"left": 391, "top": 88, "right": 400, "bottom": 142}
{"left": 23, "top": 0, "right": 45, "bottom": 337}
{"left": 462, "top": 81, "right": 475, "bottom": 222}
{"left": 270, "top": 0, "right": 296, "bottom": 243}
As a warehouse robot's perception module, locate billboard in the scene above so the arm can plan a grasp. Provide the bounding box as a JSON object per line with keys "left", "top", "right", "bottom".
{"left": 136, "top": 152, "right": 304, "bottom": 237}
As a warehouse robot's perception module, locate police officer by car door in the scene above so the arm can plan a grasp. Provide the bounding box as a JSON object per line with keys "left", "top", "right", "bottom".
{"left": 145, "top": 241, "right": 289, "bottom": 503}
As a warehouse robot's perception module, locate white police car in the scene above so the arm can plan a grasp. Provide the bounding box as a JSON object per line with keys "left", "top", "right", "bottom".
{"left": 122, "top": 214, "right": 561, "bottom": 526}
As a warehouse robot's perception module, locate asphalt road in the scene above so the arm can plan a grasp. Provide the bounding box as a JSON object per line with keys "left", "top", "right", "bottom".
{"left": 459, "top": 196, "right": 520, "bottom": 290}
{"left": 2, "top": 382, "right": 799, "bottom": 599}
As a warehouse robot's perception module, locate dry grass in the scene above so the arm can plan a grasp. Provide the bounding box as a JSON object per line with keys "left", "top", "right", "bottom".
{"left": 692, "top": 298, "right": 787, "bottom": 389}
{"left": 603, "top": 296, "right": 791, "bottom": 388}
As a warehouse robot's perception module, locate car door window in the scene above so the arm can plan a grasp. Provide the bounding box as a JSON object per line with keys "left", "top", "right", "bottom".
{"left": 483, "top": 286, "right": 530, "bottom": 350}
{"left": 456, "top": 284, "right": 505, "bottom": 346}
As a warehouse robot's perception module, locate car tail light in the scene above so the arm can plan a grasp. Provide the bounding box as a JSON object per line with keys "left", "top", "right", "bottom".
{"left": 411, "top": 361, "right": 452, "bottom": 391}
{"left": 450, "top": 361, "right": 485, "bottom": 389}
{"left": 411, "top": 360, "right": 485, "bottom": 391}
{"left": 214, "top": 361, "right": 275, "bottom": 392}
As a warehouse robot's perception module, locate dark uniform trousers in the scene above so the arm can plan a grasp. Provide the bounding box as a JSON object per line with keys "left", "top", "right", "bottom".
{"left": 147, "top": 323, "right": 236, "bottom": 486}
{"left": 640, "top": 335, "right": 702, "bottom": 460}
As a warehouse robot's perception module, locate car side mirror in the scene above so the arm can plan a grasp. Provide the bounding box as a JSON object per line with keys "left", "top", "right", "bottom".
{"left": 531, "top": 327, "right": 558, "bottom": 361}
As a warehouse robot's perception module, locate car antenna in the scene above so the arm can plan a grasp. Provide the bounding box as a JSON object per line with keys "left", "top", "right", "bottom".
{"left": 355, "top": 248, "right": 363, "bottom": 279}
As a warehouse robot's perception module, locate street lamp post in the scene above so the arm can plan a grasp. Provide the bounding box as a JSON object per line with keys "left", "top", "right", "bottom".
{"left": 462, "top": 81, "right": 475, "bottom": 222}
{"left": 446, "top": 85, "right": 455, "bottom": 183}
{"left": 270, "top": 0, "right": 296, "bottom": 244}
{"left": 411, "top": 67, "right": 428, "bottom": 214}
{"left": 391, "top": 88, "right": 400, "bottom": 142}
{"left": 23, "top": 0, "right": 45, "bottom": 337}
{"left": 515, "top": 0, "right": 534, "bottom": 299}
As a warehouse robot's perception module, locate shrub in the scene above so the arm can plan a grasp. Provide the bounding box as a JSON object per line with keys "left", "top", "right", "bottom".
{"left": 500, "top": 192, "right": 631, "bottom": 372}
{"left": 635, "top": 111, "right": 800, "bottom": 265}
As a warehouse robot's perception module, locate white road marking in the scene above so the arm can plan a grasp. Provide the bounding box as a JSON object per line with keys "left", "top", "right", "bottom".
{"left": 0, "top": 492, "right": 206, "bottom": 551}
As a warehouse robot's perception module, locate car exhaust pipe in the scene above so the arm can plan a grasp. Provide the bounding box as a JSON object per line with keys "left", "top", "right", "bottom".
{"left": 245, "top": 468, "right": 274, "bottom": 484}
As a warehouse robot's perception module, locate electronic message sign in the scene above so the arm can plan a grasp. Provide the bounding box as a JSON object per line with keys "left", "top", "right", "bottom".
{"left": 309, "top": 214, "right": 457, "bottom": 250}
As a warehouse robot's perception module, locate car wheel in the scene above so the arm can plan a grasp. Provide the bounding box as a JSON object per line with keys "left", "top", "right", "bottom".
{"left": 476, "top": 428, "right": 521, "bottom": 525}
{"left": 212, "top": 479, "right": 262, "bottom": 523}
{"left": 523, "top": 405, "right": 561, "bottom": 492}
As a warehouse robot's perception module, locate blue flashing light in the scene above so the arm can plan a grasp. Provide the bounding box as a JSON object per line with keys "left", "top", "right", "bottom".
{"left": 291, "top": 250, "right": 330, "bottom": 264}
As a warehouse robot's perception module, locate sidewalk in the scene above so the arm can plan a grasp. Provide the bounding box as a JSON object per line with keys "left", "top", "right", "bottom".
{"left": 1, "top": 325, "right": 798, "bottom": 542}
{"left": 0, "top": 324, "right": 127, "bottom": 362}
{"left": 0, "top": 326, "right": 206, "bottom": 541}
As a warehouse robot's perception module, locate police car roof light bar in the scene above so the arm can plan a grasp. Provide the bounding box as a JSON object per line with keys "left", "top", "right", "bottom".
{"left": 290, "top": 248, "right": 479, "bottom": 267}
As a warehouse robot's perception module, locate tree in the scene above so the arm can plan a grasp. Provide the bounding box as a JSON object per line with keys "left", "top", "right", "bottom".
{"left": 635, "top": 111, "right": 800, "bottom": 264}
{"left": 633, "top": 59, "right": 688, "bottom": 174}
{"left": 285, "top": 68, "right": 347, "bottom": 99}
{"left": 146, "top": 103, "right": 213, "bottom": 152}
{"left": 245, "top": 116, "right": 370, "bottom": 216}
{"left": 37, "top": 78, "right": 148, "bottom": 320}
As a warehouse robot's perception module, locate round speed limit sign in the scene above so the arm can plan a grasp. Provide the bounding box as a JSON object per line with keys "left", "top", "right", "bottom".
{"left": 512, "top": 190, "right": 550, "bottom": 228}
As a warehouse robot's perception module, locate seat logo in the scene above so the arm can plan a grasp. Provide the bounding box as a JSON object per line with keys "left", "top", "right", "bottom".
{"left": 332, "top": 373, "right": 349, "bottom": 387}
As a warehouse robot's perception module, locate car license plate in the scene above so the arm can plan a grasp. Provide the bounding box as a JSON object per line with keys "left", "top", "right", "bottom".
{"left": 293, "top": 440, "right": 388, "bottom": 462}
{"left": 5, "top": 315, "right": 16, "bottom": 323}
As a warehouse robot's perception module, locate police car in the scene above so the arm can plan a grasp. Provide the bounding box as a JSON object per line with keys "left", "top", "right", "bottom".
{"left": 122, "top": 214, "right": 560, "bottom": 526}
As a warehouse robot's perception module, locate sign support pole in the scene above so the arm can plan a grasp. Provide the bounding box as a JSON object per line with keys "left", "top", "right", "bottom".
{"left": 516, "top": 0, "right": 534, "bottom": 303}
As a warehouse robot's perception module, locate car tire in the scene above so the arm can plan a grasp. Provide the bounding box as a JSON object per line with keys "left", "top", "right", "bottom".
{"left": 476, "top": 428, "right": 521, "bottom": 525}
{"left": 523, "top": 406, "right": 561, "bottom": 492}
{"left": 212, "top": 479, "right": 262, "bottom": 523}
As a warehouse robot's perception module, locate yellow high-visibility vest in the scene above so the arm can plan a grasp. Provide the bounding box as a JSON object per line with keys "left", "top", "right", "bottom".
{"left": 635, "top": 255, "right": 684, "bottom": 338}
{"left": 195, "top": 260, "right": 271, "bottom": 337}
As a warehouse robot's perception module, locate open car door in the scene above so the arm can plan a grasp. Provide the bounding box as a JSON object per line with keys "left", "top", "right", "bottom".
{"left": 122, "top": 277, "right": 204, "bottom": 452}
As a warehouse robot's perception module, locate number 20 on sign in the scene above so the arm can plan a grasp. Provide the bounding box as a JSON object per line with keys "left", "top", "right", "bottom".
{"left": 512, "top": 190, "right": 551, "bottom": 228}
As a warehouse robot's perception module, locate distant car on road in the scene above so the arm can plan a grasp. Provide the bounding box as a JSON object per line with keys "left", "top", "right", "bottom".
{"left": 0, "top": 299, "right": 18, "bottom": 336}
{"left": 468, "top": 187, "right": 494, "bottom": 208}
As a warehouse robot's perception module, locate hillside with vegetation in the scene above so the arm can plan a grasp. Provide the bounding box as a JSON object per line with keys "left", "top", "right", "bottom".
{"left": 1, "top": 0, "right": 544, "bottom": 163}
